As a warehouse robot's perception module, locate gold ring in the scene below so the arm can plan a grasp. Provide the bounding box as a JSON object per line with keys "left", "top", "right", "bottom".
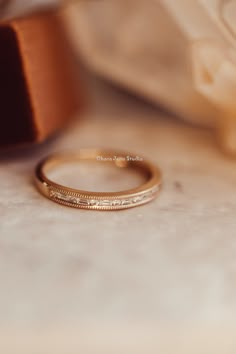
{"left": 35, "top": 149, "right": 162, "bottom": 211}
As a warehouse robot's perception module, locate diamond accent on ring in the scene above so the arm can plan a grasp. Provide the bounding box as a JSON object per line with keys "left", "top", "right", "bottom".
{"left": 112, "top": 200, "right": 122, "bottom": 206}
{"left": 133, "top": 196, "right": 143, "bottom": 203}
{"left": 122, "top": 200, "right": 131, "bottom": 206}
{"left": 78, "top": 199, "right": 90, "bottom": 206}
{"left": 89, "top": 200, "right": 99, "bottom": 206}
{"left": 99, "top": 200, "right": 112, "bottom": 206}
{"left": 48, "top": 185, "right": 159, "bottom": 209}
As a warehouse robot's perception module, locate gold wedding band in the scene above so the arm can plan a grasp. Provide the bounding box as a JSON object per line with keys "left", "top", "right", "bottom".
{"left": 35, "top": 149, "right": 162, "bottom": 211}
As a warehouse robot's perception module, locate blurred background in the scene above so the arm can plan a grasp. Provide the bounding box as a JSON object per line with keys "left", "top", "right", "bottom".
{"left": 1, "top": 1, "right": 236, "bottom": 353}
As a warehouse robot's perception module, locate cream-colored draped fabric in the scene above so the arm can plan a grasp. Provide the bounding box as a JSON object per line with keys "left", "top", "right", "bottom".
{"left": 64, "top": 0, "right": 236, "bottom": 154}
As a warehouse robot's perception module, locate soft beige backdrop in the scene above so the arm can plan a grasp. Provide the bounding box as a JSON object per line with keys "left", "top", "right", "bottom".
{"left": 65, "top": 0, "right": 236, "bottom": 155}
{"left": 1, "top": 73, "right": 236, "bottom": 353}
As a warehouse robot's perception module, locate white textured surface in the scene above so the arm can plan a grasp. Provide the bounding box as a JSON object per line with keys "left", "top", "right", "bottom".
{"left": 1, "top": 76, "right": 236, "bottom": 353}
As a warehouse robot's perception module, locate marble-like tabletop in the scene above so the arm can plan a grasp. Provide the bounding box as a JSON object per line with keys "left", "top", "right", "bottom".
{"left": 1, "top": 75, "right": 236, "bottom": 353}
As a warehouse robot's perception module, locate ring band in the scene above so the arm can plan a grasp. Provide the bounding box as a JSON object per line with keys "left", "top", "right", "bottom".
{"left": 35, "top": 149, "right": 162, "bottom": 211}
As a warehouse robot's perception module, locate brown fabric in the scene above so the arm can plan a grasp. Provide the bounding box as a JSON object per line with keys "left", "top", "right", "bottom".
{"left": 0, "top": 9, "right": 80, "bottom": 149}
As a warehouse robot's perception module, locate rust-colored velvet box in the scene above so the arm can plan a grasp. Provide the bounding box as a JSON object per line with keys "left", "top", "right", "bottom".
{"left": 0, "top": 8, "right": 80, "bottom": 149}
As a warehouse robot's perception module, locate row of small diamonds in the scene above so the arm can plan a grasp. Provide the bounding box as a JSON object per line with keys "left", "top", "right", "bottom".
{"left": 49, "top": 186, "right": 159, "bottom": 207}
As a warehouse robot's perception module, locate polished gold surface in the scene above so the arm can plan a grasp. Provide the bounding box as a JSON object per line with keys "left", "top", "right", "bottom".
{"left": 35, "top": 149, "right": 162, "bottom": 210}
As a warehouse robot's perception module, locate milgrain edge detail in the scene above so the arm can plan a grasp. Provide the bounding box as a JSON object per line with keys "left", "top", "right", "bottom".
{"left": 34, "top": 149, "right": 162, "bottom": 211}
{"left": 46, "top": 185, "right": 161, "bottom": 210}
